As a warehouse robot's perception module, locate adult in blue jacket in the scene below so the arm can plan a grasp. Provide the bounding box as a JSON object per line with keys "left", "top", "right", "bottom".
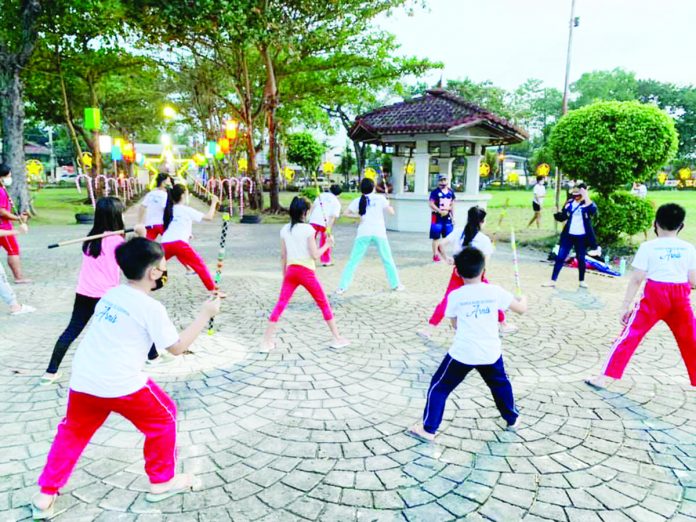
{"left": 543, "top": 183, "right": 597, "bottom": 289}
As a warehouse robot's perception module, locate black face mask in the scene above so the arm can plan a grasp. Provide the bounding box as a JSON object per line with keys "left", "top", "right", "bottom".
{"left": 153, "top": 270, "right": 168, "bottom": 291}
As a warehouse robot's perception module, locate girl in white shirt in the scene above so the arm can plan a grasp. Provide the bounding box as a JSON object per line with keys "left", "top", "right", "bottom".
{"left": 160, "top": 184, "right": 220, "bottom": 294}
{"left": 336, "top": 178, "right": 402, "bottom": 294}
{"left": 419, "top": 206, "right": 515, "bottom": 338}
{"left": 262, "top": 197, "right": 349, "bottom": 351}
{"left": 138, "top": 173, "right": 172, "bottom": 240}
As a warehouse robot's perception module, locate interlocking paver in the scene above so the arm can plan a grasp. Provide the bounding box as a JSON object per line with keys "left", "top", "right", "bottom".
{"left": 1, "top": 202, "right": 695, "bottom": 521}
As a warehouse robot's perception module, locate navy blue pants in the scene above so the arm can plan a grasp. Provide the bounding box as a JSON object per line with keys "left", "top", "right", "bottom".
{"left": 552, "top": 234, "right": 587, "bottom": 282}
{"left": 422, "top": 354, "right": 518, "bottom": 433}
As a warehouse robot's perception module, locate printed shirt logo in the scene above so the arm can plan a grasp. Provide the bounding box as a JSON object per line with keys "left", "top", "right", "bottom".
{"left": 460, "top": 298, "right": 496, "bottom": 319}
{"left": 657, "top": 247, "right": 684, "bottom": 261}
{"left": 94, "top": 299, "right": 130, "bottom": 324}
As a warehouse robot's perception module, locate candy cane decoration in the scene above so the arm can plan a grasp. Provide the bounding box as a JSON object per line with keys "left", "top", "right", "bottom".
{"left": 510, "top": 226, "right": 522, "bottom": 298}
{"left": 208, "top": 213, "right": 231, "bottom": 335}
{"left": 238, "top": 176, "right": 254, "bottom": 218}
{"left": 222, "top": 178, "right": 239, "bottom": 216}
{"left": 107, "top": 177, "right": 119, "bottom": 199}
{"left": 75, "top": 175, "right": 96, "bottom": 209}
{"left": 95, "top": 174, "right": 110, "bottom": 197}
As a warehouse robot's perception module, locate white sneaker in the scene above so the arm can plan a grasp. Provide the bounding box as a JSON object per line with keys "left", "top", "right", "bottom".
{"left": 11, "top": 304, "right": 35, "bottom": 315}
{"left": 335, "top": 288, "right": 345, "bottom": 296}
{"left": 579, "top": 282, "right": 589, "bottom": 289}
{"left": 393, "top": 285, "right": 406, "bottom": 292}
{"left": 541, "top": 281, "right": 556, "bottom": 288}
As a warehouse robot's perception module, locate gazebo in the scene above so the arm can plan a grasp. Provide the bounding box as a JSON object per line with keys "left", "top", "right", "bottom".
{"left": 349, "top": 89, "right": 528, "bottom": 232}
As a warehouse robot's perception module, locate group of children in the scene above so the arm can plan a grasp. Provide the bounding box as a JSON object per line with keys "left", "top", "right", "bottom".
{"left": 7, "top": 167, "right": 693, "bottom": 517}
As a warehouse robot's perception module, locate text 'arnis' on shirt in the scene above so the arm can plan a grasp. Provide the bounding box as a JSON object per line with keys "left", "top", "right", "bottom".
{"left": 631, "top": 237, "right": 696, "bottom": 283}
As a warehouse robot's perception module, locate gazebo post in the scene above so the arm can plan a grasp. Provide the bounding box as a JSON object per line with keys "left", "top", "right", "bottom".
{"left": 413, "top": 139, "right": 430, "bottom": 195}
{"left": 465, "top": 144, "right": 483, "bottom": 195}
{"left": 391, "top": 156, "right": 406, "bottom": 194}
{"left": 439, "top": 143, "right": 455, "bottom": 184}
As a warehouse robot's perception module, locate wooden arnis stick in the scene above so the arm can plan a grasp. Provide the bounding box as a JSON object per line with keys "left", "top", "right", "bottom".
{"left": 47, "top": 227, "right": 150, "bottom": 249}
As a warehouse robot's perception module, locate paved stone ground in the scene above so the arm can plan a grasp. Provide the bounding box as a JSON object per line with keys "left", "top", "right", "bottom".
{"left": 1, "top": 201, "right": 695, "bottom": 521}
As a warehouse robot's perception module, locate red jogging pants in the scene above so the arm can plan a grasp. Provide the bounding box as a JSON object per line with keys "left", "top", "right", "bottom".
{"left": 429, "top": 268, "right": 505, "bottom": 326}
{"left": 311, "top": 224, "right": 331, "bottom": 265}
{"left": 269, "top": 265, "right": 334, "bottom": 322}
{"left": 38, "top": 379, "right": 177, "bottom": 495}
{"left": 603, "top": 280, "right": 696, "bottom": 385}
{"left": 146, "top": 224, "right": 165, "bottom": 241}
{"left": 162, "top": 240, "right": 215, "bottom": 291}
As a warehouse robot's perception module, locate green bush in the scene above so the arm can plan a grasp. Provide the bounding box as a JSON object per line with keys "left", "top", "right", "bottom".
{"left": 300, "top": 187, "right": 319, "bottom": 200}
{"left": 549, "top": 101, "right": 678, "bottom": 196}
{"left": 593, "top": 191, "right": 654, "bottom": 245}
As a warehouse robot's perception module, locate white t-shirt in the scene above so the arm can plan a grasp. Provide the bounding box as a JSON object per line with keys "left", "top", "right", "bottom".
{"left": 70, "top": 285, "right": 179, "bottom": 398}
{"left": 631, "top": 237, "right": 696, "bottom": 283}
{"left": 161, "top": 205, "right": 204, "bottom": 244}
{"left": 446, "top": 228, "right": 494, "bottom": 258}
{"left": 141, "top": 189, "right": 169, "bottom": 226}
{"left": 309, "top": 193, "right": 341, "bottom": 226}
{"left": 281, "top": 223, "right": 315, "bottom": 270}
{"left": 533, "top": 184, "right": 546, "bottom": 205}
{"left": 348, "top": 193, "right": 389, "bottom": 238}
{"left": 568, "top": 202, "right": 586, "bottom": 236}
{"left": 445, "top": 283, "right": 514, "bottom": 365}
{"left": 633, "top": 185, "right": 648, "bottom": 198}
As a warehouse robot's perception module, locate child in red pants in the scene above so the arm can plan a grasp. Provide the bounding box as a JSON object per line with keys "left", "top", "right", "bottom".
{"left": 262, "top": 197, "right": 349, "bottom": 351}
{"left": 309, "top": 184, "right": 342, "bottom": 266}
{"left": 418, "top": 206, "right": 515, "bottom": 339}
{"left": 587, "top": 203, "right": 696, "bottom": 389}
{"left": 138, "top": 173, "right": 172, "bottom": 240}
{"left": 32, "top": 238, "right": 220, "bottom": 519}
{"left": 160, "top": 184, "right": 221, "bottom": 294}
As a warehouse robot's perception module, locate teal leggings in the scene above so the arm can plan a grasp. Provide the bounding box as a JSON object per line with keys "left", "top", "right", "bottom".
{"left": 339, "top": 235, "right": 400, "bottom": 291}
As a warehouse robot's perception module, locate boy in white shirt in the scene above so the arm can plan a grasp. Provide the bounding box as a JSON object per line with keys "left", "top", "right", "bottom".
{"left": 527, "top": 175, "right": 546, "bottom": 229}
{"left": 309, "top": 184, "right": 342, "bottom": 266}
{"left": 409, "top": 247, "right": 527, "bottom": 442}
{"left": 32, "top": 238, "right": 221, "bottom": 518}
{"left": 587, "top": 203, "right": 696, "bottom": 389}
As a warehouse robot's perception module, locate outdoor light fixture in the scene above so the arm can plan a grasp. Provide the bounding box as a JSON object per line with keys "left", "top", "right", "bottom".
{"left": 161, "top": 134, "right": 172, "bottom": 146}
{"left": 163, "top": 106, "right": 177, "bottom": 119}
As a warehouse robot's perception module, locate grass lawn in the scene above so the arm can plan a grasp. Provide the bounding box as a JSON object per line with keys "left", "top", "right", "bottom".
{"left": 31, "top": 186, "right": 696, "bottom": 248}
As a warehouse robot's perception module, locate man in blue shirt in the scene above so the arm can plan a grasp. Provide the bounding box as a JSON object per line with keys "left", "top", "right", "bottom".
{"left": 429, "top": 175, "right": 455, "bottom": 262}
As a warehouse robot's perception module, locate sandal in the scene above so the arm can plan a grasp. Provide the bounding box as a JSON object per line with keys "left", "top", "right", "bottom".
{"left": 407, "top": 423, "right": 435, "bottom": 443}
{"left": 145, "top": 474, "right": 193, "bottom": 503}
{"left": 11, "top": 304, "right": 36, "bottom": 315}
{"left": 329, "top": 338, "right": 350, "bottom": 349}
{"left": 39, "top": 372, "right": 62, "bottom": 386}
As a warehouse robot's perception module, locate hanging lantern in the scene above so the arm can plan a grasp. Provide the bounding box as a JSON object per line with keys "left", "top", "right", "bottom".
{"left": 657, "top": 172, "right": 668, "bottom": 185}
{"left": 111, "top": 139, "right": 123, "bottom": 161}
{"left": 225, "top": 120, "right": 238, "bottom": 139}
{"left": 218, "top": 138, "right": 231, "bottom": 154}
{"left": 322, "top": 161, "right": 335, "bottom": 174}
{"left": 84, "top": 108, "right": 101, "bottom": 131}
{"left": 214, "top": 150, "right": 224, "bottom": 160}
{"left": 536, "top": 163, "right": 551, "bottom": 177}
{"left": 207, "top": 141, "right": 217, "bottom": 156}
{"left": 135, "top": 153, "right": 145, "bottom": 166}
{"left": 364, "top": 167, "right": 377, "bottom": 180}
{"left": 678, "top": 167, "right": 692, "bottom": 181}
{"left": 193, "top": 153, "right": 208, "bottom": 167}
{"left": 479, "top": 162, "right": 491, "bottom": 177}
{"left": 98, "top": 135, "right": 112, "bottom": 154}
{"left": 81, "top": 152, "right": 93, "bottom": 169}
{"left": 237, "top": 157, "right": 248, "bottom": 172}
{"left": 283, "top": 166, "right": 295, "bottom": 181}
{"left": 122, "top": 143, "right": 135, "bottom": 163}
{"left": 508, "top": 171, "right": 519, "bottom": 184}
{"left": 405, "top": 163, "right": 415, "bottom": 175}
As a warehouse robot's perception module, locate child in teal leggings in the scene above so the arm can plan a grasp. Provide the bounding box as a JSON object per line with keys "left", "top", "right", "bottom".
{"left": 337, "top": 178, "right": 402, "bottom": 294}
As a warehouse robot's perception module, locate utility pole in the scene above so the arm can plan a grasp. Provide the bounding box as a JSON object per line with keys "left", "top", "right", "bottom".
{"left": 556, "top": 0, "right": 578, "bottom": 228}
{"left": 48, "top": 127, "right": 57, "bottom": 181}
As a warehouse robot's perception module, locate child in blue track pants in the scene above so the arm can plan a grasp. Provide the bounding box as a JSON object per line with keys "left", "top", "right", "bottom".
{"left": 336, "top": 177, "right": 402, "bottom": 294}
{"left": 409, "top": 247, "right": 528, "bottom": 441}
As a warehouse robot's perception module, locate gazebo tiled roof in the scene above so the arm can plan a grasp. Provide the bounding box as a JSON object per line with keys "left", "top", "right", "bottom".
{"left": 349, "top": 89, "right": 528, "bottom": 145}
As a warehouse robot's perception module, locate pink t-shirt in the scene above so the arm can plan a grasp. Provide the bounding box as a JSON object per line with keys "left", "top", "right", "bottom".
{"left": 75, "top": 234, "right": 125, "bottom": 298}
{"left": 0, "top": 187, "right": 13, "bottom": 230}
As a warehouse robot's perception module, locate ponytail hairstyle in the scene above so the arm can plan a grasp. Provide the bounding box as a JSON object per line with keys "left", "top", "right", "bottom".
{"left": 461, "top": 206, "right": 487, "bottom": 247}
{"left": 163, "top": 184, "right": 187, "bottom": 231}
{"left": 289, "top": 196, "right": 310, "bottom": 228}
{"left": 155, "top": 173, "right": 171, "bottom": 188}
{"left": 358, "top": 177, "right": 375, "bottom": 216}
{"left": 83, "top": 197, "right": 125, "bottom": 258}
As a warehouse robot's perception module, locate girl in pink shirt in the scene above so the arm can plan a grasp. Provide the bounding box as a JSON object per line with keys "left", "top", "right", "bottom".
{"left": 40, "top": 197, "right": 145, "bottom": 385}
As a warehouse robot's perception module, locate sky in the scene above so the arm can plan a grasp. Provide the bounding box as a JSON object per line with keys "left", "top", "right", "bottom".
{"left": 326, "top": 0, "right": 696, "bottom": 157}
{"left": 378, "top": 0, "right": 696, "bottom": 91}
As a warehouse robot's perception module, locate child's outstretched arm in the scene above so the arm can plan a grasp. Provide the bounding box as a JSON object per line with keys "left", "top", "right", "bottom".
{"left": 202, "top": 195, "right": 219, "bottom": 220}
{"left": 508, "top": 295, "right": 528, "bottom": 314}
{"left": 307, "top": 233, "right": 333, "bottom": 261}
{"left": 620, "top": 269, "right": 646, "bottom": 324}
{"left": 166, "top": 297, "right": 221, "bottom": 356}
{"left": 0, "top": 223, "right": 26, "bottom": 237}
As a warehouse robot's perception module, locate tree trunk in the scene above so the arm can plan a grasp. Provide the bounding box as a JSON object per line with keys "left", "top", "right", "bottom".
{"left": 352, "top": 139, "right": 366, "bottom": 181}
{"left": 57, "top": 55, "right": 84, "bottom": 161}
{"left": 240, "top": 52, "right": 263, "bottom": 211}
{"left": 0, "top": 69, "right": 31, "bottom": 212}
{"left": 87, "top": 75, "right": 102, "bottom": 180}
{"left": 261, "top": 46, "right": 281, "bottom": 213}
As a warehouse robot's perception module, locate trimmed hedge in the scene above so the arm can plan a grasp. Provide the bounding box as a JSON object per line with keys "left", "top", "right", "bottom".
{"left": 593, "top": 191, "right": 654, "bottom": 245}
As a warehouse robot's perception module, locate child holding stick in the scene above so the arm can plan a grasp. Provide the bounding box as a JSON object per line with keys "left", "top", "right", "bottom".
{"left": 160, "top": 184, "right": 222, "bottom": 294}
{"left": 587, "top": 203, "right": 696, "bottom": 389}
{"left": 409, "top": 247, "right": 527, "bottom": 442}
{"left": 418, "top": 206, "right": 515, "bottom": 339}
{"left": 0, "top": 225, "right": 35, "bottom": 314}
{"left": 262, "top": 197, "right": 349, "bottom": 351}
{"left": 32, "top": 238, "right": 221, "bottom": 519}
{"left": 336, "top": 178, "right": 402, "bottom": 294}
{"left": 309, "top": 184, "right": 342, "bottom": 267}
{"left": 40, "top": 198, "right": 148, "bottom": 385}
